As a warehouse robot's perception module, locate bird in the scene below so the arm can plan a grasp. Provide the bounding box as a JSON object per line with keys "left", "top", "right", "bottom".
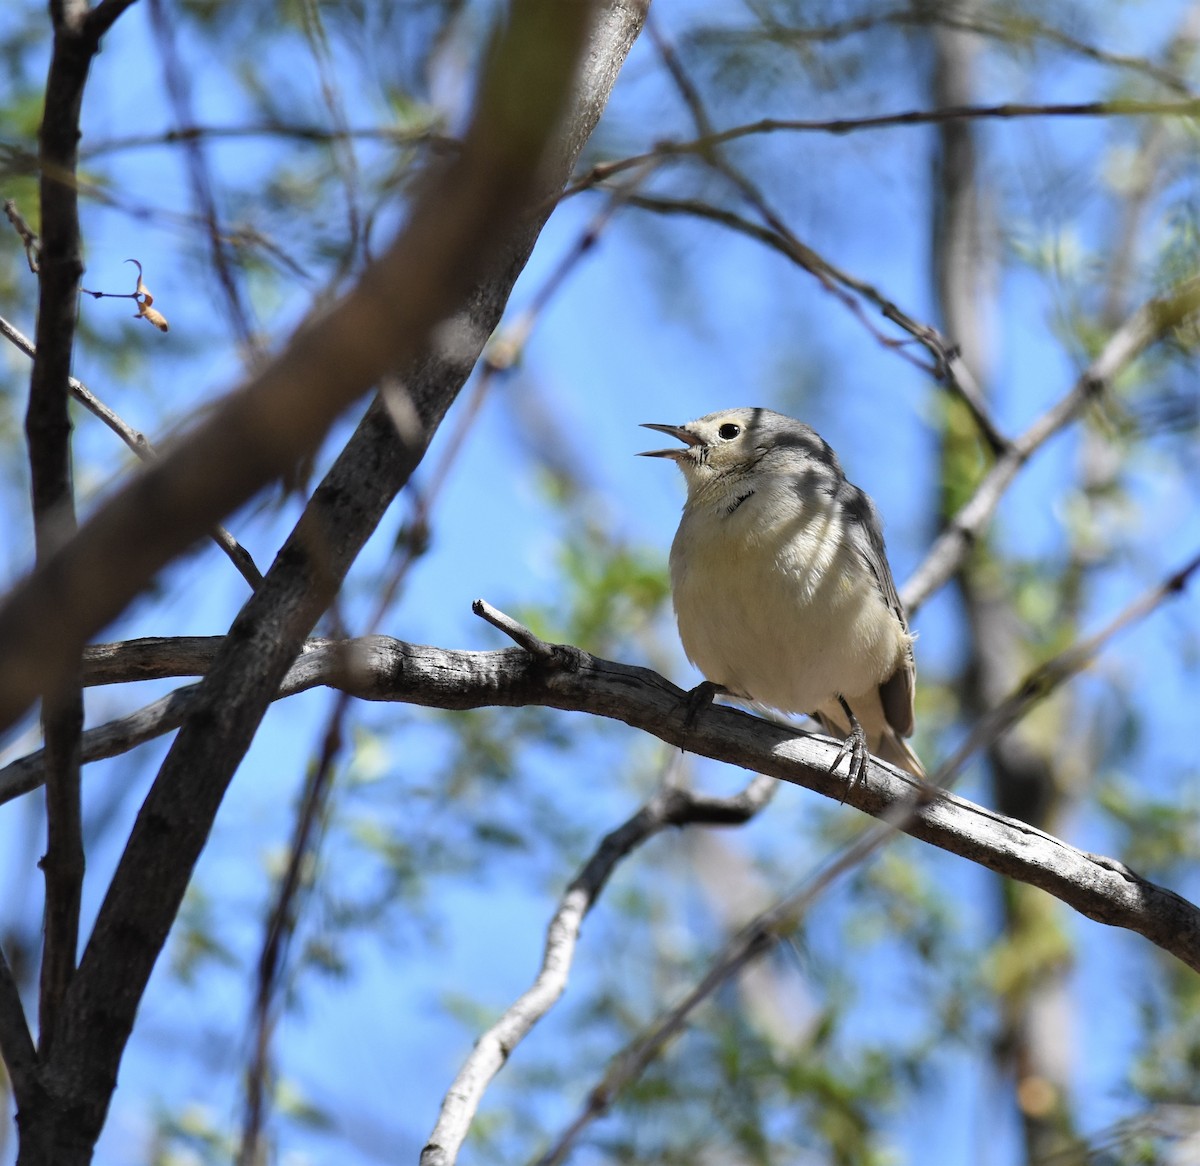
{"left": 640, "top": 406, "right": 924, "bottom": 781}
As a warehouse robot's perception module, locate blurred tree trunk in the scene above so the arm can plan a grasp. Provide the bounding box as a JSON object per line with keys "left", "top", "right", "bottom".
{"left": 928, "top": 5, "right": 1078, "bottom": 1161}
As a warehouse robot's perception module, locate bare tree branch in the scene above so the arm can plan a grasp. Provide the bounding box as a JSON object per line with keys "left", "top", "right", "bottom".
{"left": 31, "top": 0, "right": 118, "bottom": 1057}
{"left": 695, "top": 8, "right": 1195, "bottom": 95}
{"left": 0, "top": 312, "right": 262, "bottom": 590}
{"left": 420, "top": 770, "right": 777, "bottom": 1166}
{"left": 5, "top": 552, "right": 1196, "bottom": 972}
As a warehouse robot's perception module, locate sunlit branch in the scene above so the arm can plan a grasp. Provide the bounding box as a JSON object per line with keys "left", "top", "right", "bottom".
{"left": 421, "top": 766, "right": 777, "bottom": 1166}
{"left": 533, "top": 550, "right": 1200, "bottom": 1161}
{"left": 4, "top": 569, "right": 1197, "bottom": 972}
{"left": 0, "top": 312, "right": 263, "bottom": 590}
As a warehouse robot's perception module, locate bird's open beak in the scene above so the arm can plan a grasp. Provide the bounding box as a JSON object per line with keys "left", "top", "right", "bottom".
{"left": 637, "top": 422, "right": 701, "bottom": 459}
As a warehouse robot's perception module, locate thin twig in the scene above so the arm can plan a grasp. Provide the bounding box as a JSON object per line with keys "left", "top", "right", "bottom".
{"left": 698, "top": 8, "right": 1194, "bottom": 96}
{"left": 81, "top": 121, "right": 450, "bottom": 158}
{"left": 0, "top": 312, "right": 262, "bottom": 589}
{"left": 639, "top": 23, "right": 1012, "bottom": 453}
{"left": 147, "top": 0, "right": 261, "bottom": 359}
{"left": 3, "top": 199, "right": 40, "bottom": 272}
{"left": 420, "top": 771, "right": 777, "bottom": 1166}
{"left": 568, "top": 97, "right": 1200, "bottom": 194}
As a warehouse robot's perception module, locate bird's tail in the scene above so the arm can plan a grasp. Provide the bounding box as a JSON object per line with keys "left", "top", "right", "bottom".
{"left": 874, "top": 725, "right": 925, "bottom": 780}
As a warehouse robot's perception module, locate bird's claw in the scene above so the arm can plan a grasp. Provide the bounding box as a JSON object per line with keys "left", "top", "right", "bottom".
{"left": 683, "top": 680, "right": 729, "bottom": 729}
{"left": 832, "top": 696, "right": 870, "bottom": 799}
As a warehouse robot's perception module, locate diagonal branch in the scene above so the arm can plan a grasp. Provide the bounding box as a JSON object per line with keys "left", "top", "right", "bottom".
{"left": 0, "top": 1, "right": 623, "bottom": 738}
{"left": 420, "top": 771, "right": 777, "bottom": 1166}
{"left": 901, "top": 278, "right": 1200, "bottom": 613}
{"left": 0, "top": 311, "right": 262, "bottom": 589}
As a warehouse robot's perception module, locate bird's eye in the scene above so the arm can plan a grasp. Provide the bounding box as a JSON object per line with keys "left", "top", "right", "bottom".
{"left": 717, "top": 423, "right": 741, "bottom": 440}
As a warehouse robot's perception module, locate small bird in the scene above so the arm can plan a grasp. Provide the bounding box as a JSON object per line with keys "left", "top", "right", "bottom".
{"left": 640, "top": 406, "right": 923, "bottom": 780}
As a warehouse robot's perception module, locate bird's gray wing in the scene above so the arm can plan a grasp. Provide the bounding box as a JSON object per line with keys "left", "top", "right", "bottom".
{"left": 840, "top": 482, "right": 916, "bottom": 739}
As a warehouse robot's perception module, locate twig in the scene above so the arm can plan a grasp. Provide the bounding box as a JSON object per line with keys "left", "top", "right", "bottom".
{"left": 3, "top": 199, "right": 40, "bottom": 272}
{"left": 420, "top": 772, "right": 777, "bottom": 1166}
{"left": 81, "top": 121, "right": 450, "bottom": 158}
{"left": 147, "top": 0, "right": 261, "bottom": 359}
{"left": 472, "top": 598, "right": 559, "bottom": 662}
{"left": 0, "top": 312, "right": 262, "bottom": 589}
{"left": 697, "top": 8, "right": 1194, "bottom": 96}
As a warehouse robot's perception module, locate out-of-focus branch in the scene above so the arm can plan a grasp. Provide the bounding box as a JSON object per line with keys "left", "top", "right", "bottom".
{"left": 902, "top": 279, "right": 1200, "bottom": 613}
{"left": 420, "top": 772, "right": 777, "bottom": 1166}
{"left": 0, "top": 1, "right": 604, "bottom": 737}
{"left": 0, "top": 312, "right": 262, "bottom": 589}
{"left": 26, "top": 7, "right": 646, "bottom": 1159}
{"left": 699, "top": 9, "right": 1194, "bottom": 95}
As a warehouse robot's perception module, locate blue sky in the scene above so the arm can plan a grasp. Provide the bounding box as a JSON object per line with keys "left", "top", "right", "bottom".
{"left": 1, "top": 1, "right": 1199, "bottom": 1164}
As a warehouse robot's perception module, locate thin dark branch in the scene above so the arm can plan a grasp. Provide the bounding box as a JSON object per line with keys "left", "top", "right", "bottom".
{"left": 0, "top": 312, "right": 262, "bottom": 589}
{"left": 81, "top": 121, "right": 451, "bottom": 158}
{"left": 31, "top": 1, "right": 97, "bottom": 1056}
{"left": 571, "top": 97, "right": 1200, "bottom": 190}
{"left": 627, "top": 193, "right": 1011, "bottom": 449}
{"left": 698, "top": 8, "right": 1194, "bottom": 96}
{"left": 147, "top": 0, "right": 260, "bottom": 358}
{"left": 4, "top": 199, "right": 41, "bottom": 272}
{"left": 420, "top": 771, "right": 777, "bottom": 1166}
{"left": 0, "top": 945, "right": 36, "bottom": 1108}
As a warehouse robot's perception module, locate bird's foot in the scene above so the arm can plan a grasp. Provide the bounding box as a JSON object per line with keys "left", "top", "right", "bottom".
{"left": 683, "top": 680, "right": 730, "bottom": 729}
{"left": 831, "top": 695, "right": 870, "bottom": 798}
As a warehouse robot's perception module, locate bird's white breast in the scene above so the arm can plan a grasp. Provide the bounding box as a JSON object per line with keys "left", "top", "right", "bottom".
{"left": 669, "top": 471, "right": 905, "bottom": 716}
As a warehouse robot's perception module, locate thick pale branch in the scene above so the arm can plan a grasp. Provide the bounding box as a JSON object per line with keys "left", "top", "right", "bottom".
{"left": 10, "top": 623, "right": 1198, "bottom": 969}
